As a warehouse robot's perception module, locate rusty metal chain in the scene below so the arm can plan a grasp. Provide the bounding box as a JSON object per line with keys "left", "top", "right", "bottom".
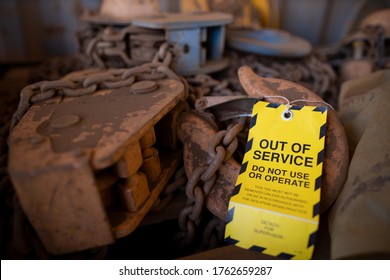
{"left": 177, "top": 122, "right": 245, "bottom": 246}
{"left": 186, "top": 73, "right": 244, "bottom": 106}
{"left": 152, "top": 42, "right": 173, "bottom": 66}
{"left": 10, "top": 61, "right": 184, "bottom": 132}
{"left": 227, "top": 51, "right": 338, "bottom": 107}
{"left": 151, "top": 166, "right": 187, "bottom": 212}
{"left": 201, "top": 216, "right": 225, "bottom": 250}
{"left": 80, "top": 23, "right": 175, "bottom": 69}
{"left": 175, "top": 67, "right": 250, "bottom": 248}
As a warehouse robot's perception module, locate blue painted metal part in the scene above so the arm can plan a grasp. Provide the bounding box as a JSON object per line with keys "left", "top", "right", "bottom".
{"left": 227, "top": 28, "right": 312, "bottom": 58}
{"left": 133, "top": 12, "right": 233, "bottom": 76}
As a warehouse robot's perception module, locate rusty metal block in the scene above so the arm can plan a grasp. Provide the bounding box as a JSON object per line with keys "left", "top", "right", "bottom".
{"left": 8, "top": 149, "right": 115, "bottom": 255}
{"left": 141, "top": 147, "right": 162, "bottom": 182}
{"left": 115, "top": 142, "right": 142, "bottom": 178}
{"left": 139, "top": 127, "right": 156, "bottom": 149}
{"left": 119, "top": 172, "right": 149, "bottom": 212}
{"left": 110, "top": 151, "right": 181, "bottom": 238}
{"left": 8, "top": 74, "right": 185, "bottom": 254}
{"left": 96, "top": 171, "right": 119, "bottom": 207}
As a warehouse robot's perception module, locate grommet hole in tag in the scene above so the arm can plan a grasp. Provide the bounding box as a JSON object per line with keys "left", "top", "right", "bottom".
{"left": 282, "top": 109, "right": 293, "bottom": 120}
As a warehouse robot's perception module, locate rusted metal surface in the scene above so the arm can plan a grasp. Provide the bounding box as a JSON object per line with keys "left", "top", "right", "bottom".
{"left": 227, "top": 51, "right": 338, "bottom": 107}
{"left": 139, "top": 127, "right": 156, "bottom": 149}
{"left": 177, "top": 112, "right": 241, "bottom": 222}
{"left": 115, "top": 142, "right": 143, "bottom": 178}
{"left": 141, "top": 147, "right": 162, "bottom": 182}
{"left": 155, "top": 100, "right": 189, "bottom": 150}
{"left": 110, "top": 149, "right": 181, "bottom": 239}
{"left": 177, "top": 112, "right": 246, "bottom": 247}
{"left": 7, "top": 64, "right": 185, "bottom": 254}
{"left": 119, "top": 172, "right": 149, "bottom": 212}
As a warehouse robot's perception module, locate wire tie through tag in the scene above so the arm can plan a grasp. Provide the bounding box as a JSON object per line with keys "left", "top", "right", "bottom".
{"left": 262, "top": 96, "right": 335, "bottom": 121}
{"left": 262, "top": 95, "right": 293, "bottom": 120}
{"left": 290, "top": 99, "right": 335, "bottom": 111}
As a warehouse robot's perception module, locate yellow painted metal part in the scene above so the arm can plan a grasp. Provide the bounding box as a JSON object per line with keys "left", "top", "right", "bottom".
{"left": 252, "top": 0, "right": 280, "bottom": 28}
{"left": 179, "top": 0, "right": 280, "bottom": 28}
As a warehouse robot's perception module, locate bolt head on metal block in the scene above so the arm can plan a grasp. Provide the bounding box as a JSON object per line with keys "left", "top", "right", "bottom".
{"left": 50, "top": 114, "right": 81, "bottom": 128}
{"left": 131, "top": 81, "right": 158, "bottom": 94}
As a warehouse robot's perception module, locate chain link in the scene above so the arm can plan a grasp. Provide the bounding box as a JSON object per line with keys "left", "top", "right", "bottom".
{"left": 151, "top": 166, "right": 187, "bottom": 212}
{"left": 177, "top": 122, "right": 245, "bottom": 246}
{"left": 10, "top": 61, "right": 184, "bottom": 132}
{"left": 227, "top": 51, "right": 338, "bottom": 107}
{"left": 79, "top": 23, "right": 172, "bottom": 69}
{"left": 152, "top": 42, "right": 173, "bottom": 66}
{"left": 201, "top": 216, "right": 225, "bottom": 250}
{"left": 186, "top": 73, "right": 243, "bottom": 106}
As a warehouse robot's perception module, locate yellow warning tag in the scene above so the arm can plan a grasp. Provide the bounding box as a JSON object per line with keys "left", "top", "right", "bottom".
{"left": 224, "top": 101, "right": 327, "bottom": 260}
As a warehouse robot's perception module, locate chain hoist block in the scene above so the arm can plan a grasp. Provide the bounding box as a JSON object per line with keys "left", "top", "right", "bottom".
{"left": 78, "top": 12, "right": 233, "bottom": 76}
{"left": 7, "top": 69, "right": 185, "bottom": 255}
